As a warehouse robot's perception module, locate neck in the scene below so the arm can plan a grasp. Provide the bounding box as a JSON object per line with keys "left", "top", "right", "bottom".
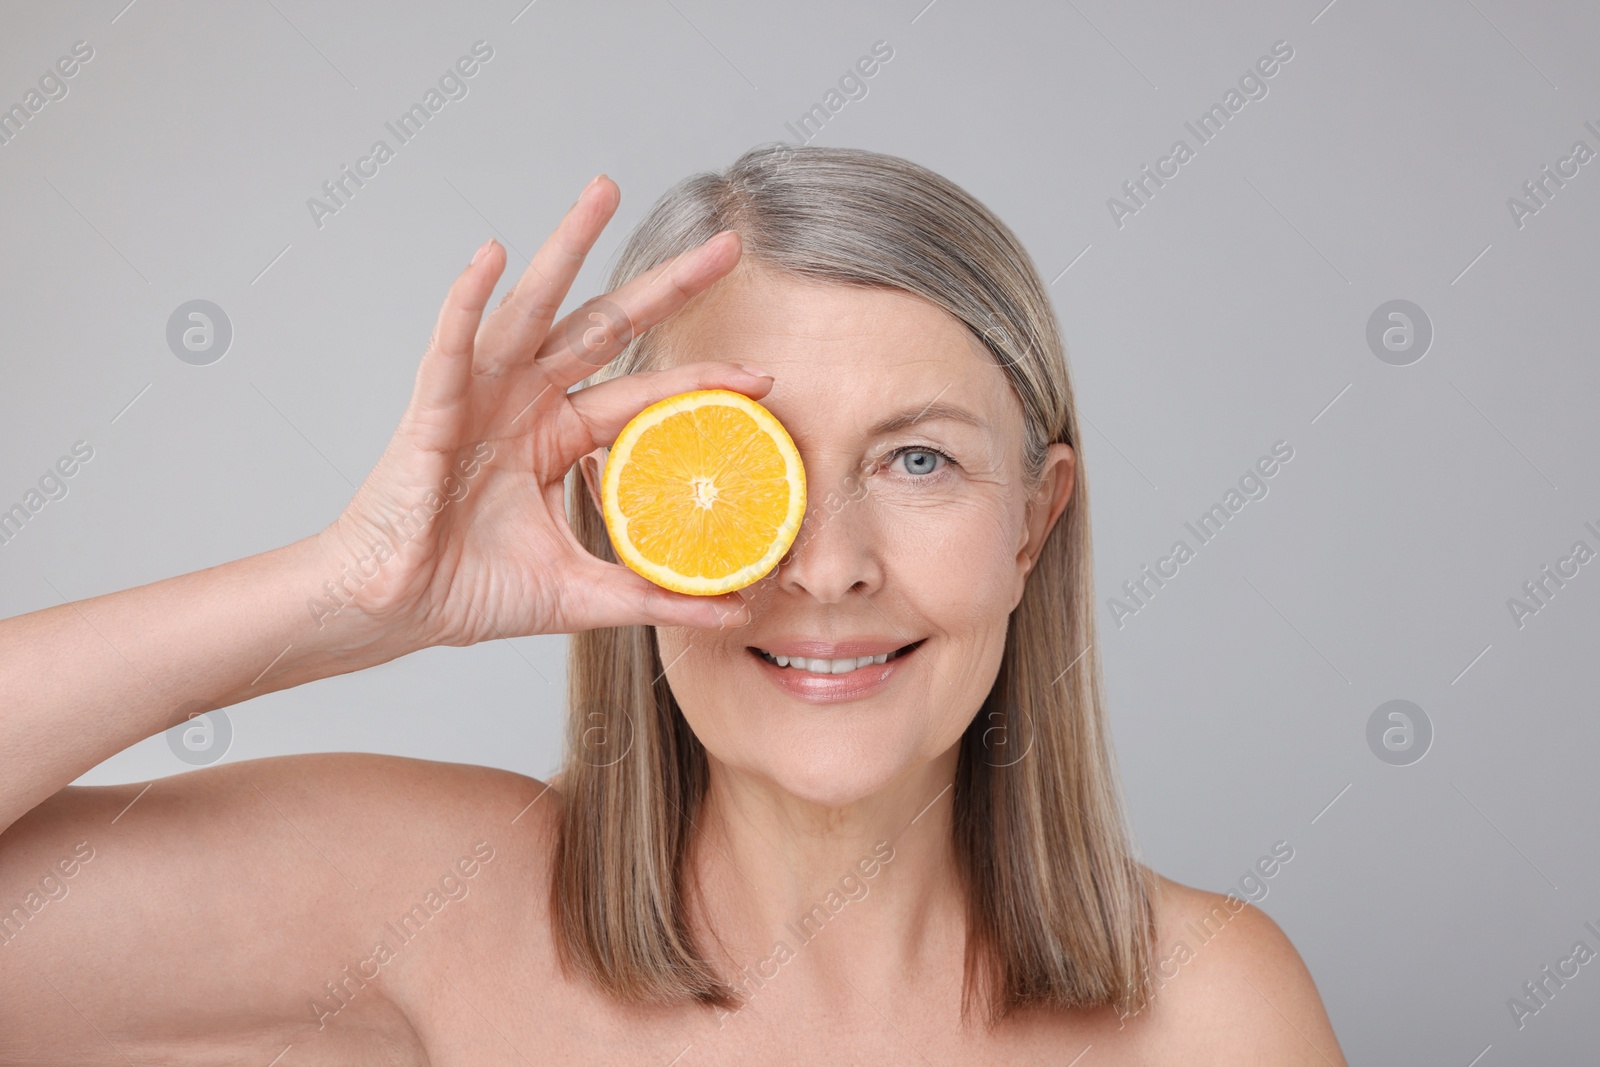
{"left": 685, "top": 743, "right": 967, "bottom": 1001}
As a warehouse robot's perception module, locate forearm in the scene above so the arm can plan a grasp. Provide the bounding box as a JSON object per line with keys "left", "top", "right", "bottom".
{"left": 0, "top": 530, "right": 415, "bottom": 834}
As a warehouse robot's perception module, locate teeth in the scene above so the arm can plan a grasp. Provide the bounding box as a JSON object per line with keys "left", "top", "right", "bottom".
{"left": 762, "top": 649, "right": 897, "bottom": 673}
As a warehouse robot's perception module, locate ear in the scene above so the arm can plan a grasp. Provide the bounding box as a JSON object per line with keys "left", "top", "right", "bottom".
{"left": 1013, "top": 443, "right": 1076, "bottom": 606}
{"left": 579, "top": 447, "right": 607, "bottom": 513}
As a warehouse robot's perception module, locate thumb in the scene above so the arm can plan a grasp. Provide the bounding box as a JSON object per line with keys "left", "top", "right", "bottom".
{"left": 571, "top": 560, "right": 754, "bottom": 633}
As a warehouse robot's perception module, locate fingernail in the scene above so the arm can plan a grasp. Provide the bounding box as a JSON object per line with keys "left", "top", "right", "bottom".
{"left": 471, "top": 238, "right": 494, "bottom": 266}
{"left": 736, "top": 363, "right": 774, "bottom": 379}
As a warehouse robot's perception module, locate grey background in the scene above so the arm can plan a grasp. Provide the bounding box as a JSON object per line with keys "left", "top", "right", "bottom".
{"left": 2, "top": 0, "right": 1597, "bottom": 1060}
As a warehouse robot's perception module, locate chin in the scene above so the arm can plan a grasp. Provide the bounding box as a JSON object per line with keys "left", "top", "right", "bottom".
{"left": 743, "top": 739, "right": 926, "bottom": 811}
{"left": 767, "top": 768, "right": 896, "bottom": 811}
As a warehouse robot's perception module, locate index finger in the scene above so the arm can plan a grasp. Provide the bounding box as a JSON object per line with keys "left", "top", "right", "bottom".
{"left": 533, "top": 227, "right": 745, "bottom": 389}
{"left": 471, "top": 174, "right": 619, "bottom": 377}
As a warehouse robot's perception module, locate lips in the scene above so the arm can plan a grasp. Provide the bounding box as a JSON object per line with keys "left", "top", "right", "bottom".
{"left": 748, "top": 637, "right": 922, "bottom": 703}
{"left": 751, "top": 639, "right": 924, "bottom": 673}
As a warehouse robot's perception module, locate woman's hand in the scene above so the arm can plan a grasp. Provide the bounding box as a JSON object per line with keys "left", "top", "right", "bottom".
{"left": 319, "top": 174, "right": 768, "bottom": 650}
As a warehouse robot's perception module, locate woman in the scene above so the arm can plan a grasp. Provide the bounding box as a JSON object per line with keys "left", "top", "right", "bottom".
{"left": 0, "top": 145, "right": 1346, "bottom": 1063}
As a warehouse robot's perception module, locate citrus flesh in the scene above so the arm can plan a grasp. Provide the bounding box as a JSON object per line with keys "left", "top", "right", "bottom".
{"left": 601, "top": 389, "right": 806, "bottom": 596}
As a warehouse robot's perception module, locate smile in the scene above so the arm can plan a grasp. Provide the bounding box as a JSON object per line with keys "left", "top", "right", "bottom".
{"left": 749, "top": 639, "right": 925, "bottom": 676}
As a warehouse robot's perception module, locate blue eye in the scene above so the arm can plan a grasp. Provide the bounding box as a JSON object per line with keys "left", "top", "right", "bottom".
{"left": 887, "top": 445, "right": 954, "bottom": 478}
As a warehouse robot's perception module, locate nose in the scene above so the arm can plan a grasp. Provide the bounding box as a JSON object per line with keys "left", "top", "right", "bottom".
{"left": 769, "top": 472, "right": 883, "bottom": 605}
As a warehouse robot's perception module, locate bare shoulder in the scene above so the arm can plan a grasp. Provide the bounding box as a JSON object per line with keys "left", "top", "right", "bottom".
{"left": 5, "top": 749, "right": 561, "bottom": 909}
{"left": 1134, "top": 870, "right": 1348, "bottom": 1065}
{"left": 211, "top": 750, "right": 564, "bottom": 892}
{"left": 0, "top": 751, "right": 563, "bottom": 1057}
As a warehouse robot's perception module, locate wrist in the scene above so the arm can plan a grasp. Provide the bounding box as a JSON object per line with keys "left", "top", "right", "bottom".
{"left": 266, "top": 527, "right": 431, "bottom": 683}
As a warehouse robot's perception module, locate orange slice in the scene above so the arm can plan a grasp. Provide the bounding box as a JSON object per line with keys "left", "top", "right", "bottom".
{"left": 601, "top": 389, "right": 806, "bottom": 596}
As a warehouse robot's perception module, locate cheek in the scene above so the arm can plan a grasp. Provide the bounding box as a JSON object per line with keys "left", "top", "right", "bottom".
{"left": 656, "top": 627, "right": 719, "bottom": 695}
{"left": 654, "top": 628, "right": 747, "bottom": 738}
{"left": 895, "top": 496, "right": 1022, "bottom": 610}
{"left": 886, "top": 501, "right": 1020, "bottom": 719}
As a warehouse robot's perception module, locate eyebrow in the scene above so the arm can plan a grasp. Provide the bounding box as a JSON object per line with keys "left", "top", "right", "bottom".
{"left": 868, "top": 400, "right": 988, "bottom": 437}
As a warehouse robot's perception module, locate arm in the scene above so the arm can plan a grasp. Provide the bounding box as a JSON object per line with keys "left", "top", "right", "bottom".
{"left": 0, "top": 530, "right": 400, "bottom": 838}
{"left": 1, "top": 176, "right": 763, "bottom": 839}
{"left": 0, "top": 173, "right": 767, "bottom": 1056}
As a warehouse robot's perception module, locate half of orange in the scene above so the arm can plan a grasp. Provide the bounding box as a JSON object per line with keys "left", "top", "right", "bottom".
{"left": 601, "top": 389, "right": 806, "bottom": 596}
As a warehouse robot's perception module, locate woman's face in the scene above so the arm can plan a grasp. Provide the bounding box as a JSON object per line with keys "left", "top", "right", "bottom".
{"left": 585, "top": 266, "right": 1075, "bottom": 808}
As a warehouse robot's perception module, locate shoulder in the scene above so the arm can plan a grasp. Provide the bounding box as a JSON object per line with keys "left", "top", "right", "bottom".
{"left": 227, "top": 750, "right": 564, "bottom": 886}
{"left": 143, "top": 751, "right": 571, "bottom": 990}
{"left": 1132, "top": 870, "right": 1348, "bottom": 1065}
{"left": 12, "top": 750, "right": 562, "bottom": 919}
{"left": 80, "top": 748, "right": 558, "bottom": 842}
{"left": 0, "top": 752, "right": 565, "bottom": 1052}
